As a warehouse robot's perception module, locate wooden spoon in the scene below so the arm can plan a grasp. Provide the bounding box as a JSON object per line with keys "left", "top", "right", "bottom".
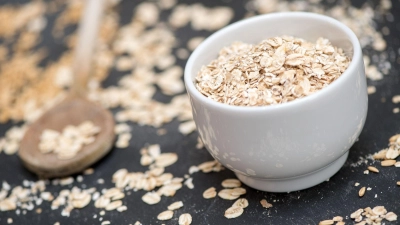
{"left": 19, "top": 0, "right": 115, "bottom": 178}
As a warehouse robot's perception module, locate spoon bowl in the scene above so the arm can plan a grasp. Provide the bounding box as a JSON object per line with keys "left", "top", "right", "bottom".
{"left": 19, "top": 96, "right": 114, "bottom": 178}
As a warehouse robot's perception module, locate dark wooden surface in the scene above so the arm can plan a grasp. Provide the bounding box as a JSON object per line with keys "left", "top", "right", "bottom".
{"left": 0, "top": 0, "right": 399, "bottom": 224}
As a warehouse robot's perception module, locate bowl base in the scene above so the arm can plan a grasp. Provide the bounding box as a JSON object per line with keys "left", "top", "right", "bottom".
{"left": 235, "top": 151, "right": 349, "bottom": 193}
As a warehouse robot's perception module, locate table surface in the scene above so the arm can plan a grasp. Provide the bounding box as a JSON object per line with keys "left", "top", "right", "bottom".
{"left": 0, "top": 0, "right": 400, "bottom": 224}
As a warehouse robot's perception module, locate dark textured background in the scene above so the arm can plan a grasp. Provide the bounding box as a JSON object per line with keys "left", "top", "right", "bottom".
{"left": 0, "top": 0, "right": 399, "bottom": 224}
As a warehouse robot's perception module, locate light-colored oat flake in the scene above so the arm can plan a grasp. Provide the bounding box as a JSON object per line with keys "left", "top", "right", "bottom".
{"left": 260, "top": 199, "right": 272, "bottom": 209}
{"left": 224, "top": 206, "right": 244, "bottom": 219}
{"left": 168, "top": 201, "right": 183, "bottom": 210}
{"left": 318, "top": 220, "right": 334, "bottom": 225}
{"left": 141, "top": 192, "right": 161, "bottom": 205}
{"left": 367, "top": 166, "right": 379, "bottom": 173}
{"left": 157, "top": 210, "right": 174, "bottom": 221}
{"left": 232, "top": 198, "right": 248, "bottom": 209}
{"left": 221, "top": 179, "right": 241, "bottom": 188}
{"left": 358, "top": 187, "right": 366, "bottom": 197}
{"left": 178, "top": 213, "right": 192, "bottom": 225}
{"left": 195, "top": 36, "right": 350, "bottom": 106}
{"left": 203, "top": 187, "right": 217, "bottom": 199}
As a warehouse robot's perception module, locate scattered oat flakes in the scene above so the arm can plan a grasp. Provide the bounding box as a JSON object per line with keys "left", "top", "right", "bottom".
{"left": 393, "top": 108, "right": 399, "bottom": 114}
{"left": 224, "top": 206, "right": 244, "bottom": 219}
{"left": 187, "top": 37, "right": 205, "bottom": 51}
{"left": 142, "top": 192, "right": 161, "bottom": 205}
{"left": 178, "top": 121, "right": 196, "bottom": 135}
{"left": 218, "top": 189, "right": 241, "bottom": 200}
{"left": 392, "top": 95, "right": 400, "bottom": 104}
{"left": 59, "top": 177, "right": 74, "bottom": 186}
{"left": 168, "top": 201, "right": 183, "bottom": 210}
{"left": 105, "top": 200, "right": 123, "bottom": 211}
{"left": 358, "top": 187, "right": 366, "bottom": 197}
{"left": 97, "top": 179, "right": 105, "bottom": 184}
{"left": 101, "top": 221, "right": 111, "bottom": 225}
{"left": 318, "top": 220, "right": 334, "bottom": 225}
{"left": 184, "top": 178, "right": 194, "bottom": 189}
{"left": 155, "top": 153, "right": 178, "bottom": 168}
{"left": 385, "top": 212, "right": 398, "bottom": 221}
{"left": 157, "top": 210, "right": 174, "bottom": 221}
{"left": 221, "top": 179, "right": 241, "bottom": 188}
{"left": 367, "top": 166, "right": 379, "bottom": 173}
{"left": 203, "top": 187, "right": 217, "bottom": 199}
{"left": 332, "top": 216, "right": 343, "bottom": 222}
{"left": 367, "top": 86, "right": 376, "bottom": 94}
{"left": 260, "top": 199, "right": 272, "bottom": 209}
{"left": 381, "top": 159, "right": 396, "bottom": 166}
{"left": 179, "top": 213, "right": 192, "bottom": 225}
{"left": 232, "top": 198, "right": 249, "bottom": 209}
{"left": 83, "top": 168, "right": 94, "bottom": 175}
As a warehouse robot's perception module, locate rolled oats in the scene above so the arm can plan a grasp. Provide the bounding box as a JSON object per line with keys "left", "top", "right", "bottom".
{"left": 71, "top": 193, "right": 91, "bottom": 209}
{"left": 221, "top": 179, "right": 241, "bottom": 188}
{"left": 392, "top": 95, "right": 400, "bottom": 104}
{"left": 39, "top": 121, "right": 100, "bottom": 160}
{"left": 367, "top": 166, "right": 379, "bottom": 173}
{"left": 105, "top": 200, "right": 122, "bottom": 211}
{"left": 260, "top": 199, "right": 272, "bottom": 209}
{"left": 142, "top": 192, "right": 161, "bottom": 205}
{"left": 116, "top": 205, "right": 127, "bottom": 212}
{"left": 157, "top": 210, "right": 174, "bottom": 221}
{"left": 381, "top": 159, "right": 396, "bottom": 166}
{"left": 155, "top": 153, "right": 178, "bottom": 168}
{"left": 203, "top": 187, "right": 217, "bottom": 199}
{"left": 95, "top": 196, "right": 111, "bottom": 209}
{"left": 232, "top": 198, "right": 248, "bottom": 208}
{"left": 318, "top": 220, "right": 334, "bottom": 225}
{"left": 184, "top": 178, "right": 194, "bottom": 189}
{"left": 224, "top": 206, "right": 244, "bottom": 219}
{"left": 385, "top": 212, "right": 398, "bottom": 221}
{"left": 178, "top": 213, "right": 192, "bottom": 225}
{"left": 367, "top": 86, "right": 376, "bottom": 94}
{"left": 168, "top": 201, "right": 183, "bottom": 210}
{"left": 195, "top": 36, "right": 350, "bottom": 107}
{"left": 358, "top": 187, "right": 366, "bottom": 197}
{"left": 218, "top": 189, "right": 240, "bottom": 200}
{"left": 187, "top": 37, "right": 205, "bottom": 51}
{"left": 178, "top": 121, "right": 196, "bottom": 136}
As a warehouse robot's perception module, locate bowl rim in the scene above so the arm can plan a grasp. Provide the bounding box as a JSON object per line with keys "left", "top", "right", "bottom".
{"left": 184, "top": 12, "right": 363, "bottom": 112}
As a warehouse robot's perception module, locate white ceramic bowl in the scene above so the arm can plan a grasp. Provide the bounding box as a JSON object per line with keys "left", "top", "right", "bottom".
{"left": 184, "top": 12, "right": 367, "bottom": 192}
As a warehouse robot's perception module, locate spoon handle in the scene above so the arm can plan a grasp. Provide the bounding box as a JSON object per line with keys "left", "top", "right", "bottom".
{"left": 72, "top": 0, "right": 106, "bottom": 97}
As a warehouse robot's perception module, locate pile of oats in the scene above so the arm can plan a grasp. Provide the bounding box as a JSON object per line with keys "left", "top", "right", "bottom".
{"left": 196, "top": 36, "right": 350, "bottom": 106}
{"left": 368, "top": 133, "right": 400, "bottom": 185}
{"left": 39, "top": 121, "right": 100, "bottom": 160}
{"left": 320, "top": 206, "right": 397, "bottom": 225}
{"left": 350, "top": 206, "right": 397, "bottom": 224}
{"left": 372, "top": 134, "right": 400, "bottom": 166}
